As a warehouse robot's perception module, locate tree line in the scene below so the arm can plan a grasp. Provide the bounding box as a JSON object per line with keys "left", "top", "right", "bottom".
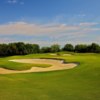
{"left": 0, "top": 42, "right": 100, "bottom": 56}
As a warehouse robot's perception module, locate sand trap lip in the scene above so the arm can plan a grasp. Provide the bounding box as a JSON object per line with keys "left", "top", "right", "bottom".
{"left": 0, "top": 59, "right": 77, "bottom": 74}
{"left": 63, "top": 54, "right": 72, "bottom": 56}
{"left": 49, "top": 53, "right": 72, "bottom": 56}
{"left": 49, "top": 54, "right": 57, "bottom": 55}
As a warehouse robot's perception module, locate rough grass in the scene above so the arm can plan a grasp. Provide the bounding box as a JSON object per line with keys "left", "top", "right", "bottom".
{"left": 0, "top": 53, "right": 100, "bottom": 100}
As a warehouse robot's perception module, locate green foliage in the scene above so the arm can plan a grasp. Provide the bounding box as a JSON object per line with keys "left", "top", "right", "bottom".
{"left": 51, "top": 44, "right": 60, "bottom": 52}
{"left": 14, "top": 42, "right": 28, "bottom": 55}
{"left": 75, "top": 44, "right": 88, "bottom": 53}
{"left": 40, "top": 47, "right": 51, "bottom": 53}
{"left": 88, "top": 43, "right": 100, "bottom": 53}
{"left": 0, "top": 42, "right": 40, "bottom": 56}
{"left": 7, "top": 43, "right": 18, "bottom": 55}
{"left": 0, "top": 44, "right": 8, "bottom": 56}
{"left": 0, "top": 42, "right": 100, "bottom": 57}
{"left": 31, "top": 44, "right": 40, "bottom": 53}
{"left": 63, "top": 44, "right": 74, "bottom": 51}
{"left": 75, "top": 43, "right": 100, "bottom": 53}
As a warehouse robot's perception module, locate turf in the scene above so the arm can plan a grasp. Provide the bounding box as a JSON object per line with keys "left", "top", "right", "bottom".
{"left": 0, "top": 56, "right": 52, "bottom": 70}
{"left": 0, "top": 53, "right": 100, "bottom": 100}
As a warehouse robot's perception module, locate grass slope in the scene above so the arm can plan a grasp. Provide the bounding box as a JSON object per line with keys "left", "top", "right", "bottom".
{"left": 0, "top": 53, "right": 100, "bottom": 100}
{"left": 0, "top": 55, "right": 51, "bottom": 70}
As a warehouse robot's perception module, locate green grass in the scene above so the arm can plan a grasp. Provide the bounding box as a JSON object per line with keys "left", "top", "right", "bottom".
{"left": 0, "top": 56, "right": 51, "bottom": 70}
{"left": 0, "top": 53, "right": 100, "bottom": 100}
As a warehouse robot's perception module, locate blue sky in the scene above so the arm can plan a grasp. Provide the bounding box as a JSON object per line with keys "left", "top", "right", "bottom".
{"left": 0, "top": 0, "right": 100, "bottom": 46}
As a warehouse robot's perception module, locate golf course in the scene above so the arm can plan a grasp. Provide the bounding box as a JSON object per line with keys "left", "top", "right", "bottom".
{"left": 0, "top": 0, "right": 100, "bottom": 100}
{"left": 0, "top": 52, "right": 100, "bottom": 100}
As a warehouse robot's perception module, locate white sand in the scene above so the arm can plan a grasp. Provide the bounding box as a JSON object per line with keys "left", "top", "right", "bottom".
{"left": 49, "top": 54, "right": 57, "bottom": 55}
{"left": 63, "top": 54, "right": 72, "bottom": 56}
{"left": 0, "top": 59, "right": 77, "bottom": 74}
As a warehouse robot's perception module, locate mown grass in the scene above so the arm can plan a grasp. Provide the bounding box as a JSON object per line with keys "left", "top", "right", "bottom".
{"left": 0, "top": 56, "right": 51, "bottom": 70}
{"left": 0, "top": 53, "right": 100, "bottom": 100}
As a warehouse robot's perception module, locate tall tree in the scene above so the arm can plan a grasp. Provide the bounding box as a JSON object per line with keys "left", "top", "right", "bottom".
{"left": 88, "top": 43, "right": 100, "bottom": 53}
{"left": 40, "top": 47, "right": 51, "bottom": 53}
{"left": 63, "top": 44, "right": 74, "bottom": 51}
{"left": 31, "top": 44, "right": 40, "bottom": 53}
{"left": 51, "top": 44, "right": 60, "bottom": 52}
{"left": 0, "top": 44, "right": 8, "bottom": 56}
{"left": 15, "top": 42, "right": 27, "bottom": 55}
{"left": 7, "top": 43, "right": 18, "bottom": 55}
{"left": 75, "top": 44, "right": 88, "bottom": 53}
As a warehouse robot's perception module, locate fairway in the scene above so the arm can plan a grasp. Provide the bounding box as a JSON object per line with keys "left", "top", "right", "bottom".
{"left": 0, "top": 0, "right": 100, "bottom": 100}
{"left": 0, "top": 53, "right": 100, "bottom": 100}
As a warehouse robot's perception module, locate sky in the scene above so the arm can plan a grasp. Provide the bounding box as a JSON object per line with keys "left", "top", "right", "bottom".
{"left": 0, "top": 0, "right": 100, "bottom": 46}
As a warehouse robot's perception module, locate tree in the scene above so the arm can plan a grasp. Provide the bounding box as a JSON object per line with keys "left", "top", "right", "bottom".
{"left": 31, "top": 44, "right": 40, "bottom": 53}
{"left": 0, "top": 42, "right": 100, "bottom": 57}
{"left": 63, "top": 44, "right": 74, "bottom": 51}
{"left": 40, "top": 47, "right": 51, "bottom": 53}
{"left": 25, "top": 44, "right": 33, "bottom": 54}
{"left": 7, "top": 43, "right": 18, "bottom": 56}
{"left": 51, "top": 44, "right": 60, "bottom": 52}
{"left": 88, "top": 43, "right": 100, "bottom": 53}
{"left": 15, "top": 42, "right": 27, "bottom": 55}
{"left": 75, "top": 44, "right": 88, "bottom": 53}
{"left": 0, "top": 44, "right": 8, "bottom": 56}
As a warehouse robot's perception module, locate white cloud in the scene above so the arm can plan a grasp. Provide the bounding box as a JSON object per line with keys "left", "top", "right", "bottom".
{"left": 0, "top": 21, "right": 100, "bottom": 45}
{"left": 79, "top": 22, "right": 99, "bottom": 26}
{"left": 0, "top": 21, "right": 100, "bottom": 37}
{"left": 7, "top": 0, "right": 24, "bottom": 5}
{"left": 7, "top": 0, "right": 17, "bottom": 4}
{"left": 0, "top": 21, "right": 79, "bottom": 35}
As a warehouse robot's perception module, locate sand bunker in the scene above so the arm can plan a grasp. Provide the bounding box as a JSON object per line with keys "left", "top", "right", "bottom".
{"left": 49, "top": 54, "right": 57, "bottom": 56}
{"left": 49, "top": 53, "right": 72, "bottom": 56}
{"left": 0, "top": 59, "right": 77, "bottom": 74}
{"left": 63, "top": 54, "right": 72, "bottom": 56}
